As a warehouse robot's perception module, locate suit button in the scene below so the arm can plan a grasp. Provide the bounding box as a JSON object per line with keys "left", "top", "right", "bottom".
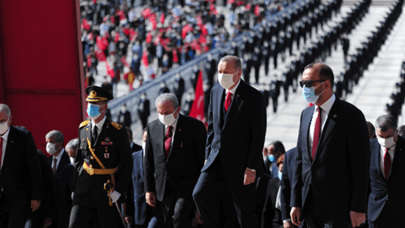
{"left": 91, "top": 156, "right": 94, "bottom": 160}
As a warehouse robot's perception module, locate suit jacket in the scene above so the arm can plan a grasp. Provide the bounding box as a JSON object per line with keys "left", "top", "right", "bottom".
{"left": 261, "top": 178, "right": 282, "bottom": 228}
{"left": 73, "top": 118, "right": 133, "bottom": 207}
{"left": 368, "top": 137, "right": 405, "bottom": 222}
{"left": 291, "top": 98, "right": 370, "bottom": 222}
{"left": 203, "top": 80, "right": 267, "bottom": 180}
{"left": 144, "top": 114, "right": 206, "bottom": 201}
{"left": 280, "top": 148, "right": 296, "bottom": 222}
{"left": 0, "top": 126, "right": 42, "bottom": 209}
{"left": 126, "top": 151, "right": 150, "bottom": 225}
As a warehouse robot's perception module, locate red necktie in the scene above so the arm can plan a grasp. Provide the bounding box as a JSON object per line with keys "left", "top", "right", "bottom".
{"left": 312, "top": 107, "right": 322, "bottom": 159}
{"left": 164, "top": 126, "right": 173, "bottom": 158}
{"left": 384, "top": 148, "right": 391, "bottom": 179}
{"left": 224, "top": 92, "right": 232, "bottom": 112}
{"left": 0, "top": 137, "right": 3, "bottom": 167}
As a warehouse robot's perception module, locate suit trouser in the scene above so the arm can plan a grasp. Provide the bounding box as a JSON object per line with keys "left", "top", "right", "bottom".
{"left": 369, "top": 202, "right": 400, "bottom": 228}
{"left": 69, "top": 202, "right": 123, "bottom": 228}
{"left": 192, "top": 157, "right": 257, "bottom": 228}
{"left": 303, "top": 189, "right": 351, "bottom": 228}
{"left": 151, "top": 180, "right": 195, "bottom": 228}
{"left": 0, "top": 197, "right": 30, "bottom": 228}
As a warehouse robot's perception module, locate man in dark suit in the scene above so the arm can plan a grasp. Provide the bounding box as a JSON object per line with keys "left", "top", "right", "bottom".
{"left": 45, "top": 130, "right": 75, "bottom": 228}
{"left": 280, "top": 148, "right": 297, "bottom": 228}
{"left": 173, "top": 74, "right": 185, "bottom": 105}
{"left": 69, "top": 86, "right": 133, "bottom": 227}
{"left": 192, "top": 55, "right": 267, "bottom": 228}
{"left": 125, "top": 129, "right": 157, "bottom": 228}
{"left": 118, "top": 104, "right": 132, "bottom": 128}
{"left": 0, "top": 104, "right": 42, "bottom": 227}
{"left": 368, "top": 115, "right": 404, "bottom": 227}
{"left": 138, "top": 93, "right": 151, "bottom": 130}
{"left": 126, "top": 127, "right": 142, "bottom": 153}
{"left": 144, "top": 93, "right": 206, "bottom": 228}
{"left": 291, "top": 63, "right": 370, "bottom": 228}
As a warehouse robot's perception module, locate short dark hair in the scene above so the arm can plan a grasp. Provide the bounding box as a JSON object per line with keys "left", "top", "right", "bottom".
{"left": 375, "top": 115, "right": 397, "bottom": 132}
{"left": 125, "top": 126, "right": 133, "bottom": 138}
{"left": 367, "top": 121, "right": 376, "bottom": 139}
{"left": 398, "top": 125, "right": 405, "bottom": 137}
{"left": 269, "top": 141, "right": 285, "bottom": 154}
{"left": 304, "top": 62, "right": 334, "bottom": 85}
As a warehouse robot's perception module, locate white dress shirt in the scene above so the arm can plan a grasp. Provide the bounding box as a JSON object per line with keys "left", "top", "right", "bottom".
{"left": 380, "top": 144, "right": 395, "bottom": 178}
{"left": 308, "top": 94, "right": 336, "bottom": 153}
{"left": 0, "top": 127, "right": 10, "bottom": 170}
{"left": 91, "top": 116, "right": 107, "bottom": 138}
{"left": 52, "top": 149, "right": 65, "bottom": 172}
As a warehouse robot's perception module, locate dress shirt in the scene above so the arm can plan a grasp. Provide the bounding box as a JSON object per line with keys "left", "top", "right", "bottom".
{"left": 91, "top": 116, "right": 107, "bottom": 137}
{"left": 0, "top": 127, "right": 10, "bottom": 170}
{"left": 379, "top": 144, "right": 395, "bottom": 178}
{"left": 52, "top": 149, "right": 65, "bottom": 172}
{"left": 308, "top": 94, "right": 336, "bottom": 153}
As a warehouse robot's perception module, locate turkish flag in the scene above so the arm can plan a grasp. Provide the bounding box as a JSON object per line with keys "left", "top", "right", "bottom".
{"left": 254, "top": 5, "right": 260, "bottom": 16}
{"left": 121, "top": 56, "right": 130, "bottom": 68}
{"left": 173, "top": 49, "right": 178, "bottom": 63}
{"left": 189, "top": 72, "right": 206, "bottom": 125}
{"left": 82, "top": 18, "right": 90, "bottom": 30}
{"left": 142, "top": 8, "right": 152, "bottom": 19}
{"left": 142, "top": 50, "right": 149, "bottom": 66}
{"left": 146, "top": 32, "right": 152, "bottom": 43}
{"left": 87, "top": 55, "right": 92, "bottom": 67}
{"left": 95, "top": 49, "right": 106, "bottom": 62}
{"left": 106, "top": 62, "right": 115, "bottom": 77}
{"left": 96, "top": 36, "right": 108, "bottom": 50}
{"left": 160, "top": 13, "right": 165, "bottom": 24}
{"left": 115, "top": 33, "right": 120, "bottom": 43}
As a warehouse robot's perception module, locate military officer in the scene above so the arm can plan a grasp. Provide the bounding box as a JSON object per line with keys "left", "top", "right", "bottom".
{"left": 69, "top": 86, "right": 133, "bottom": 228}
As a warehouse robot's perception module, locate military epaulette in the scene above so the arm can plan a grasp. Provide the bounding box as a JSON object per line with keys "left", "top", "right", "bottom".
{"left": 79, "top": 120, "right": 90, "bottom": 128}
{"left": 110, "top": 121, "right": 122, "bottom": 130}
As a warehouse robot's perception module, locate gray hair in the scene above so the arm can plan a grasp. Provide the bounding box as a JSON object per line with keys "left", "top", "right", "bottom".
{"left": 397, "top": 125, "right": 405, "bottom": 137}
{"left": 155, "top": 93, "right": 179, "bottom": 109}
{"left": 375, "top": 115, "right": 397, "bottom": 132}
{"left": 0, "top": 104, "right": 11, "bottom": 117}
{"left": 46, "top": 130, "right": 65, "bottom": 144}
{"left": 65, "top": 138, "right": 79, "bottom": 151}
{"left": 219, "top": 55, "right": 241, "bottom": 70}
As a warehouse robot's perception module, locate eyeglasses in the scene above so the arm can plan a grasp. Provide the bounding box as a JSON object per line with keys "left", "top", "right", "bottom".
{"left": 299, "top": 80, "right": 325, "bottom": 88}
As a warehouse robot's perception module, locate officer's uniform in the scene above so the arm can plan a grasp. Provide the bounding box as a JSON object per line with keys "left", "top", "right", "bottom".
{"left": 69, "top": 86, "right": 133, "bottom": 228}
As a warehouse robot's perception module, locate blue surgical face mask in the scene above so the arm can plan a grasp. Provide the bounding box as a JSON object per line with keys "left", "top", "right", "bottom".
{"left": 268, "top": 154, "right": 275, "bottom": 162}
{"left": 278, "top": 172, "right": 283, "bottom": 180}
{"left": 87, "top": 103, "right": 104, "bottom": 119}
{"left": 302, "top": 82, "right": 325, "bottom": 103}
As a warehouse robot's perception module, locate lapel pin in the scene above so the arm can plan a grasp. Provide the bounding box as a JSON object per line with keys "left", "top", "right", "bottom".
{"left": 11, "top": 141, "right": 14, "bottom": 143}
{"left": 237, "top": 94, "right": 240, "bottom": 97}
{"left": 333, "top": 114, "right": 337, "bottom": 118}
{"left": 86, "top": 128, "right": 89, "bottom": 131}
{"left": 179, "top": 129, "right": 182, "bottom": 132}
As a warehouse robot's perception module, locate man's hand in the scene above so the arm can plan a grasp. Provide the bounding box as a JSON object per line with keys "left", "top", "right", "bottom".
{"left": 146, "top": 192, "right": 156, "bottom": 207}
{"left": 43, "top": 217, "right": 52, "bottom": 228}
{"left": 195, "top": 210, "right": 203, "bottom": 224}
{"left": 290, "top": 207, "right": 303, "bottom": 226}
{"left": 350, "top": 211, "right": 366, "bottom": 227}
{"left": 283, "top": 221, "right": 292, "bottom": 228}
{"left": 125, "top": 216, "right": 133, "bottom": 224}
{"left": 31, "top": 200, "right": 41, "bottom": 212}
{"left": 243, "top": 168, "right": 256, "bottom": 185}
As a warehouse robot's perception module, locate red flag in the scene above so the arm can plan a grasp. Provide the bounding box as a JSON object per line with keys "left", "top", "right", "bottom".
{"left": 82, "top": 18, "right": 90, "bottom": 30}
{"left": 173, "top": 49, "right": 178, "bottom": 63}
{"left": 96, "top": 36, "right": 108, "bottom": 50}
{"left": 110, "top": 15, "right": 115, "bottom": 24}
{"left": 146, "top": 32, "right": 152, "bottom": 43}
{"left": 198, "top": 35, "right": 206, "bottom": 44}
{"left": 115, "top": 33, "right": 120, "bottom": 43}
{"left": 129, "top": 29, "right": 137, "bottom": 41}
{"left": 87, "top": 55, "right": 92, "bottom": 68}
{"left": 142, "top": 50, "right": 149, "bottom": 66}
{"left": 160, "top": 13, "right": 165, "bottom": 24}
{"left": 106, "top": 62, "right": 115, "bottom": 77}
{"left": 92, "top": 0, "right": 97, "bottom": 3}
{"left": 254, "top": 5, "right": 260, "bottom": 16}
{"left": 245, "top": 3, "right": 251, "bottom": 9}
{"left": 189, "top": 72, "right": 206, "bottom": 125}
{"left": 122, "top": 27, "right": 130, "bottom": 35}
{"left": 95, "top": 49, "right": 106, "bottom": 62}
{"left": 142, "top": 8, "right": 152, "bottom": 19}
{"left": 121, "top": 56, "right": 130, "bottom": 68}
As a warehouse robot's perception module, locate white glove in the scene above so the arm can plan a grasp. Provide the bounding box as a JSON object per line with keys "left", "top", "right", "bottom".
{"left": 110, "top": 191, "right": 121, "bottom": 203}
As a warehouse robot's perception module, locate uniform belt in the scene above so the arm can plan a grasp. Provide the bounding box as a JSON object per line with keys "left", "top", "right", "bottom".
{"left": 83, "top": 162, "right": 118, "bottom": 176}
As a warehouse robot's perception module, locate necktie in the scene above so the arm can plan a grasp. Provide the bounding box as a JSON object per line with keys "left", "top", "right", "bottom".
{"left": 0, "top": 137, "right": 3, "bottom": 168}
{"left": 384, "top": 148, "right": 392, "bottom": 179}
{"left": 224, "top": 92, "right": 232, "bottom": 112}
{"left": 92, "top": 126, "right": 98, "bottom": 143}
{"left": 164, "top": 126, "right": 173, "bottom": 158}
{"left": 53, "top": 158, "right": 57, "bottom": 173}
{"left": 312, "top": 107, "right": 322, "bottom": 160}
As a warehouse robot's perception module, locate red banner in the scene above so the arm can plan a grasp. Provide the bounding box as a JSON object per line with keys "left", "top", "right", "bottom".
{"left": 82, "top": 18, "right": 90, "bottom": 30}
{"left": 106, "top": 61, "right": 115, "bottom": 77}
{"left": 121, "top": 56, "right": 130, "bottom": 68}
{"left": 254, "top": 5, "right": 260, "bottom": 16}
{"left": 189, "top": 72, "right": 206, "bottom": 125}
{"left": 95, "top": 49, "right": 106, "bottom": 62}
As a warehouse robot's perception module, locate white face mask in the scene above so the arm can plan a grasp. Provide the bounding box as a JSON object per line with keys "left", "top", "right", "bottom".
{"left": 218, "top": 69, "right": 240, "bottom": 90}
{"left": 0, "top": 122, "right": 9, "bottom": 135}
{"left": 46, "top": 142, "right": 58, "bottom": 155}
{"left": 158, "top": 108, "right": 178, "bottom": 126}
{"left": 377, "top": 136, "right": 396, "bottom": 148}
{"left": 142, "top": 142, "right": 146, "bottom": 152}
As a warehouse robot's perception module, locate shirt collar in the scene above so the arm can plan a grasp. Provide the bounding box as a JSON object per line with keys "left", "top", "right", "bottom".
{"left": 315, "top": 93, "right": 336, "bottom": 113}
{"left": 92, "top": 116, "right": 106, "bottom": 131}
{"left": 53, "top": 149, "right": 65, "bottom": 160}
{"left": 226, "top": 78, "right": 241, "bottom": 95}
{"left": 1, "top": 127, "right": 10, "bottom": 142}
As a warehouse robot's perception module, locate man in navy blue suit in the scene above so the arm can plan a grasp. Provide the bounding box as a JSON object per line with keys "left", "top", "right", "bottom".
{"left": 368, "top": 115, "right": 404, "bottom": 227}
{"left": 192, "top": 55, "right": 267, "bottom": 228}
{"left": 280, "top": 147, "right": 297, "bottom": 228}
{"left": 291, "top": 63, "right": 370, "bottom": 228}
{"left": 125, "top": 129, "right": 157, "bottom": 228}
